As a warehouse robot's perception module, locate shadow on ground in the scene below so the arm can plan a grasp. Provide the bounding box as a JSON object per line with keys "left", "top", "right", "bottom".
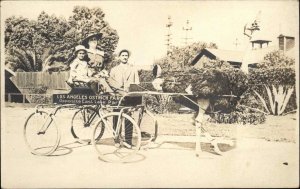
{"left": 49, "top": 142, "right": 90, "bottom": 156}
{"left": 144, "top": 140, "right": 236, "bottom": 155}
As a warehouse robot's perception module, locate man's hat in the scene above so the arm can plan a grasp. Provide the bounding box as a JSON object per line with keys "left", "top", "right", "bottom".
{"left": 82, "top": 33, "right": 103, "bottom": 47}
{"left": 74, "top": 45, "right": 87, "bottom": 54}
{"left": 118, "top": 49, "right": 131, "bottom": 57}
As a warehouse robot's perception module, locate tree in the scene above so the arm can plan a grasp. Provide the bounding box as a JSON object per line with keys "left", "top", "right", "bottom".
{"left": 67, "top": 6, "right": 119, "bottom": 66}
{"left": 5, "top": 6, "right": 119, "bottom": 72}
{"left": 5, "top": 16, "right": 40, "bottom": 71}
{"left": 155, "top": 42, "right": 217, "bottom": 71}
{"left": 249, "top": 50, "right": 296, "bottom": 115}
{"left": 36, "top": 11, "right": 71, "bottom": 71}
{"left": 5, "top": 13, "right": 70, "bottom": 72}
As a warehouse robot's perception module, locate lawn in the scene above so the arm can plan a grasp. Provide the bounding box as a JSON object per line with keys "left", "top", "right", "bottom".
{"left": 4, "top": 102, "right": 298, "bottom": 143}
{"left": 140, "top": 112, "right": 298, "bottom": 143}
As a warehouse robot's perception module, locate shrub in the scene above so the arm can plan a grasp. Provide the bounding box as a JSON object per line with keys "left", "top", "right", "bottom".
{"left": 140, "top": 46, "right": 297, "bottom": 118}
{"left": 143, "top": 94, "right": 181, "bottom": 114}
{"left": 28, "top": 85, "right": 48, "bottom": 94}
{"left": 27, "top": 85, "right": 51, "bottom": 103}
{"left": 208, "top": 105, "right": 266, "bottom": 125}
{"left": 139, "top": 60, "right": 249, "bottom": 114}
{"left": 247, "top": 54, "right": 296, "bottom": 115}
{"left": 160, "top": 61, "right": 248, "bottom": 98}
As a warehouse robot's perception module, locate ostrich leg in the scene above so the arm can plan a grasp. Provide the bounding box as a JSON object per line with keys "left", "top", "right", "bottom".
{"left": 195, "top": 98, "right": 235, "bottom": 156}
{"left": 195, "top": 98, "right": 210, "bottom": 157}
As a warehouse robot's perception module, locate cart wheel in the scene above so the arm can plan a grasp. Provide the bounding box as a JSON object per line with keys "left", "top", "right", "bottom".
{"left": 24, "top": 111, "right": 60, "bottom": 156}
{"left": 92, "top": 112, "right": 141, "bottom": 163}
{"left": 71, "top": 107, "right": 104, "bottom": 144}
{"left": 132, "top": 108, "right": 158, "bottom": 144}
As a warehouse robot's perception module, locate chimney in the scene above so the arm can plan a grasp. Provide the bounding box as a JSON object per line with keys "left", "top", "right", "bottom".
{"left": 278, "top": 34, "right": 295, "bottom": 51}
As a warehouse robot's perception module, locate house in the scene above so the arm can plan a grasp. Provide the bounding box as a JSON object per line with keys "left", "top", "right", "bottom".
{"left": 5, "top": 67, "right": 29, "bottom": 103}
{"left": 190, "top": 34, "right": 295, "bottom": 69}
{"left": 191, "top": 48, "right": 244, "bottom": 68}
{"left": 277, "top": 34, "right": 295, "bottom": 57}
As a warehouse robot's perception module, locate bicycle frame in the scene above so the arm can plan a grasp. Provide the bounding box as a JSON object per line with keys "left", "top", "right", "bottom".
{"left": 35, "top": 104, "right": 78, "bottom": 134}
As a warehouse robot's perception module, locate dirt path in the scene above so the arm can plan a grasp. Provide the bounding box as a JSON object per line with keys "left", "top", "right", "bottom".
{"left": 1, "top": 107, "right": 299, "bottom": 188}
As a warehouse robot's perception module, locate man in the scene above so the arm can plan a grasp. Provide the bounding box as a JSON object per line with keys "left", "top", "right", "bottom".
{"left": 109, "top": 49, "right": 140, "bottom": 93}
{"left": 109, "top": 50, "right": 150, "bottom": 148}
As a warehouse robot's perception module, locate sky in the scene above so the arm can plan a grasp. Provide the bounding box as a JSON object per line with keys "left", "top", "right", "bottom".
{"left": 1, "top": 0, "right": 299, "bottom": 66}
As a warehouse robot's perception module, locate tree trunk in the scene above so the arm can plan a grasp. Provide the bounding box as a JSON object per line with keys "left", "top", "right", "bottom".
{"left": 42, "top": 55, "right": 53, "bottom": 72}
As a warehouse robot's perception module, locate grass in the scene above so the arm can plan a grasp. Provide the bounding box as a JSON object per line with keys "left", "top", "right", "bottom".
{"left": 5, "top": 102, "right": 298, "bottom": 143}
{"left": 140, "top": 112, "right": 297, "bottom": 143}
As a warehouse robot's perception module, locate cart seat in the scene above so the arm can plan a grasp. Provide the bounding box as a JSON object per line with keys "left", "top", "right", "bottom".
{"left": 66, "top": 80, "right": 96, "bottom": 95}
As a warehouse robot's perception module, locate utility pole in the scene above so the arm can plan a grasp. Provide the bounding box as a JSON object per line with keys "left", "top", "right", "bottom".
{"left": 165, "top": 16, "right": 173, "bottom": 56}
{"left": 233, "top": 38, "right": 240, "bottom": 49}
{"left": 181, "top": 20, "right": 192, "bottom": 68}
{"left": 182, "top": 20, "right": 192, "bottom": 45}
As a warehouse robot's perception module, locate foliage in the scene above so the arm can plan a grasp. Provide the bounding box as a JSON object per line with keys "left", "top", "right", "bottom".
{"left": 156, "top": 45, "right": 296, "bottom": 116}
{"left": 139, "top": 41, "right": 249, "bottom": 114}
{"left": 143, "top": 94, "right": 181, "bottom": 114}
{"left": 155, "top": 42, "right": 217, "bottom": 71}
{"left": 249, "top": 67, "right": 295, "bottom": 86}
{"left": 27, "top": 85, "right": 51, "bottom": 103}
{"left": 247, "top": 51, "right": 296, "bottom": 115}
{"left": 27, "top": 94, "right": 52, "bottom": 104}
{"left": 5, "top": 17, "right": 41, "bottom": 71}
{"left": 68, "top": 6, "right": 119, "bottom": 65}
{"left": 161, "top": 60, "right": 248, "bottom": 98}
{"left": 138, "top": 70, "right": 154, "bottom": 82}
{"left": 208, "top": 105, "right": 266, "bottom": 125}
{"left": 152, "top": 41, "right": 248, "bottom": 98}
{"left": 259, "top": 50, "right": 295, "bottom": 68}
{"left": 138, "top": 45, "right": 296, "bottom": 118}
{"left": 5, "top": 47, "right": 36, "bottom": 72}
{"left": 28, "top": 85, "right": 48, "bottom": 94}
{"left": 104, "top": 54, "right": 119, "bottom": 72}
{"left": 5, "top": 6, "right": 119, "bottom": 72}
{"left": 144, "top": 95, "right": 165, "bottom": 113}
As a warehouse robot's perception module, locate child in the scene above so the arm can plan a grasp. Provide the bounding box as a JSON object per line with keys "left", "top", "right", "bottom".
{"left": 67, "top": 45, "right": 91, "bottom": 84}
{"left": 68, "top": 43, "right": 116, "bottom": 95}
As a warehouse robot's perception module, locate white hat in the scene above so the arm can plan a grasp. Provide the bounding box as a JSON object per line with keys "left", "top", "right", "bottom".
{"left": 74, "top": 45, "right": 87, "bottom": 54}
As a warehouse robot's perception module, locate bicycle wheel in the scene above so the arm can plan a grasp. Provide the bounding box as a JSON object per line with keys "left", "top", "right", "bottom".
{"left": 92, "top": 112, "right": 141, "bottom": 163}
{"left": 24, "top": 111, "right": 60, "bottom": 155}
{"left": 71, "top": 106, "right": 104, "bottom": 143}
{"left": 131, "top": 107, "right": 158, "bottom": 143}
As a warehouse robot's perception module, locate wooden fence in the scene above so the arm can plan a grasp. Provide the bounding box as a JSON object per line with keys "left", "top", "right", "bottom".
{"left": 11, "top": 71, "right": 70, "bottom": 90}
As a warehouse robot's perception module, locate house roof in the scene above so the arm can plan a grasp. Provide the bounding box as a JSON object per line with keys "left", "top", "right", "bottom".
{"left": 191, "top": 46, "right": 278, "bottom": 66}
{"left": 191, "top": 33, "right": 295, "bottom": 67}
{"left": 250, "top": 39, "right": 272, "bottom": 43}
{"left": 191, "top": 48, "right": 244, "bottom": 65}
{"left": 278, "top": 34, "right": 295, "bottom": 38}
{"left": 5, "top": 67, "right": 16, "bottom": 78}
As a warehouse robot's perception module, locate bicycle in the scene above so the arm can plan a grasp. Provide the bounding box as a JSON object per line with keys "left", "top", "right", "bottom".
{"left": 24, "top": 104, "right": 78, "bottom": 155}
{"left": 23, "top": 95, "right": 149, "bottom": 163}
